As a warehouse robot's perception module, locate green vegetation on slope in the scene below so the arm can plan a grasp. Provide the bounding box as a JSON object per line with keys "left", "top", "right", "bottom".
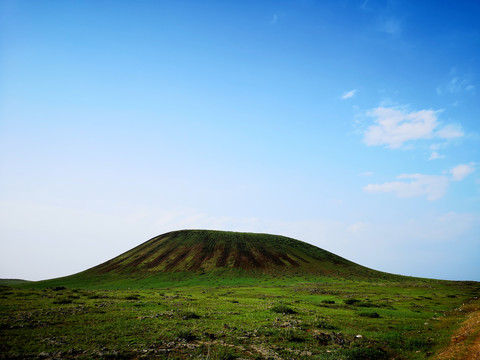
{"left": 0, "top": 279, "right": 31, "bottom": 286}
{"left": 90, "top": 229, "right": 366, "bottom": 274}
{"left": 33, "top": 230, "right": 401, "bottom": 289}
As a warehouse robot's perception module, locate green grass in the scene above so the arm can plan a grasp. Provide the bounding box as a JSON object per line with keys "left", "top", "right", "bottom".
{"left": 0, "top": 278, "right": 32, "bottom": 286}
{"left": 2, "top": 230, "right": 479, "bottom": 358}
{"left": 1, "top": 278, "right": 479, "bottom": 359}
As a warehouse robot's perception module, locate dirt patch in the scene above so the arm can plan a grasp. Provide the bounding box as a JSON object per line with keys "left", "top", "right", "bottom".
{"left": 144, "top": 246, "right": 176, "bottom": 269}
{"left": 94, "top": 234, "right": 172, "bottom": 273}
{"left": 434, "top": 301, "right": 480, "bottom": 360}
{"left": 187, "top": 242, "right": 216, "bottom": 271}
{"left": 215, "top": 242, "right": 231, "bottom": 268}
{"left": 164, "top": 247, "right": 192, "bottom": 271}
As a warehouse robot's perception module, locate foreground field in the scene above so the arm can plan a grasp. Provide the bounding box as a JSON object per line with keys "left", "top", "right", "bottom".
{"left": 1, "top": 278, "right": 479, "bottom": 359}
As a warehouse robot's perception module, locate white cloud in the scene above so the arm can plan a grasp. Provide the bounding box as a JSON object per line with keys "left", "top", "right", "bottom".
{"left": 364, "top": 107, "right": 438, "bottom": 148}
{"left": 364, "top": 163, "right": 475, "bottom": 200}
{"left": 363, "top": 106, "right": 463, "bottom": 149}
{"left": 342, "top": 89, "right": 357, "bottom": 99}
{"left": 436, "top": 124, "right": 464, "bottom": 139}
{"left": 428, "top": 151, "right": 445, "bottom": 160}
{"left": 364, "top": 174, "right": 449, "bottom": 201}
{"left": 451, "top": 163, "right": 475, "bottom": 181}
{"left": 437, "top": 74, "right": 476, "bottom": 95}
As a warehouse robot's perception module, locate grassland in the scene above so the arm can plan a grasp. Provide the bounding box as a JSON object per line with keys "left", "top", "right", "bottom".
{"left": 2, "top": 230, "right": 479, "bottom": 359}
{"left": 1, "top": 277, "right": 479, "bottom": 359}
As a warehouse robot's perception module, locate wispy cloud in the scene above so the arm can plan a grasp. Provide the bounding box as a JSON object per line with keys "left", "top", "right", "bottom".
{"left": 360, "top": 0, "right": 371, "bottom": 11}
{"left": 428, "top": 151, "right": 445, "bottom": 160}
{"left": 347, "top": 222, "right": 367, "bottom": 234}
{"left": 451, "top": 163, "right": 475, "bottom": 181}
{"left": 380, "top": 18, "right": 402, "bottom": 36}
{"left": 363, "top": 106, "right": 464, "bottom": 149}
{"left": 364, "top": 174, "right": 449, "bottom": 201}
{"left": 437, "top": 72, "right": 476, "bottom": 95}
{"left": 270, "top": 13, "right": 279, "bottom": 24}
{"left": 342, "top": 89, "right": 357, "bottom": 99}
{"left": 436, "top": 124, "right": 465, "bottom": 139}
{"left": 364, "top": 164, "right": 475, "bottom": 200}
{"left": 269, "top": 12, "right": 285, "bottom": 25}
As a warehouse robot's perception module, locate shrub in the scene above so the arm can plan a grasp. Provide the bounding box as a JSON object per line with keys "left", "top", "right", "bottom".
{"left": 176, "top": 329, "right": 196, "bottom": 341}
{"left": 271, "top": 304, "right": 297, "bottom": 314}
{"left": 357, "top": 302, "right": 379, "bottom": 308}
{"left": 358, "top": 311, "right": 380, "bottom": 318}
{"left": 312, "top": 318, "right": 338, "bottom": 330}
{"left": 52, "top": 286, "right": 66, "bottom": 291}
{"left": 321, "top": 299, "right": 335, "bottom": 304}
{"left": 345, "top": 299, "right": 361, "bottom": 305}
{"left": 281, "top": 329, "right": 305, "bottom": 342}
{"left": 181, "top": 310, "right": 201, "bottom": 319}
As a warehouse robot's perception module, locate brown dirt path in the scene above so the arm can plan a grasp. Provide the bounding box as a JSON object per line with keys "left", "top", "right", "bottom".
{"left": 433, "top": 301, "right": 480, "bottom": 360}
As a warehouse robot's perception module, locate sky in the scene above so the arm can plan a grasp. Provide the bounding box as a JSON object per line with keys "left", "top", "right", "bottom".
{"left": 1, "top": 0, "right": 479, "bottom": 281}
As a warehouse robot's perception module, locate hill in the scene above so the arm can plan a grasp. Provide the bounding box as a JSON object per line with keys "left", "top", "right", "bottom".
{"left": 33, "top": 230, "right": 399, "bottom": 288}
{"left": 90, "top": 230, "right": 376, "bottom": 276}
{"left": 0, "top": 279, "right": 31, "bottom": 286}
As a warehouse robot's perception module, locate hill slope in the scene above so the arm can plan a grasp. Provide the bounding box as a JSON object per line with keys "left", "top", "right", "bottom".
{"left": 33, "top": 230, "right": 399, "bottom": 288}
{"left": 86, "top": 230, "right": 384, "bottom": 278}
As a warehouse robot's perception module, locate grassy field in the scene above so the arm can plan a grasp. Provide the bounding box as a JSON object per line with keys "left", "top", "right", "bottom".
{"left": 2, "top": 231, "right": 479, "bottom": 359}
{"left": 1, "top": 277, "right": 479, "bottom": 359}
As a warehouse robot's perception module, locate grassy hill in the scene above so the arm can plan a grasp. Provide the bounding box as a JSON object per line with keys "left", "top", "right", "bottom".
{"left": 0, "top": 279, "right": 31, "bottom": 286}
{"left": 33, "top": 230, "right": 399, "bottom": 289}
{"left": 88, "top": 230, "right": 382, "bottom": 276}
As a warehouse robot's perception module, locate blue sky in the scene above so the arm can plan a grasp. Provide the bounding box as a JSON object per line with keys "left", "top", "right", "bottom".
{"left": 1, "top": 0, "right": 479, "bottom": 281}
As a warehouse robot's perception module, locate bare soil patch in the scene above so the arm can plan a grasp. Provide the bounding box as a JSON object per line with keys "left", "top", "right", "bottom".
{"left": 434, "top": 300, "right": 480, "bottom": 360}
